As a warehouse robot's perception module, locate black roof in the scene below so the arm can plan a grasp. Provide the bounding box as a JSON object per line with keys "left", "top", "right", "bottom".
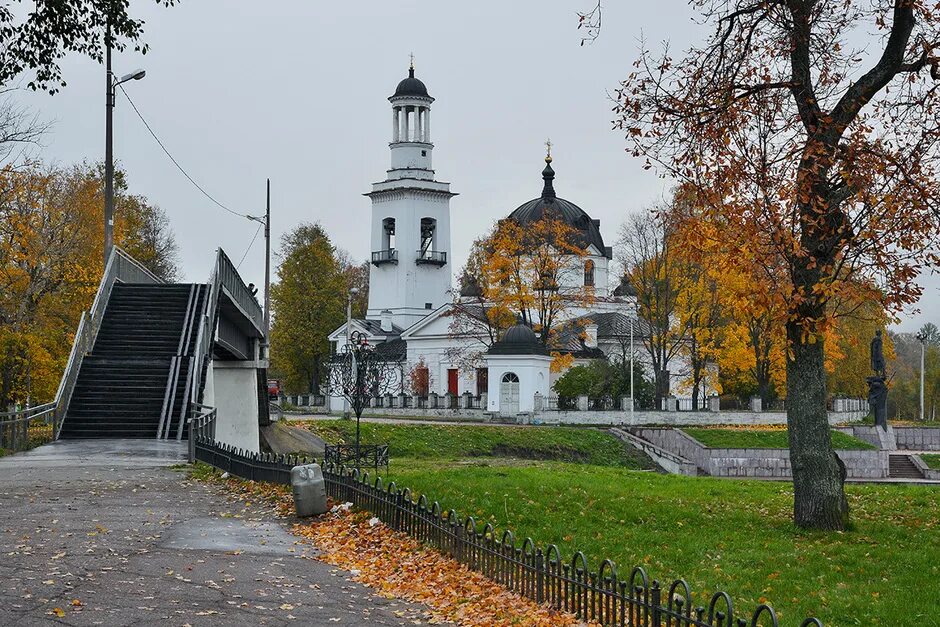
{"left": 353, "top": 318, "right": 404, "bottom": 337}
{"left": 392, "top": 67, "right": 430, "bottom": 98}
{"left": 507, "top": 157, "right": 610, "bottom": 258}
{"left": 374, "top": 338, "right": 408, "bottom": 361}
{"left": 550, "top": 312, "right": 650, "bottom": 358}
{"left": 612, "top": 275, "right": 637, "bottom": 297}
{"left": 487, "top": 323, "right": 550, "bottom": 356}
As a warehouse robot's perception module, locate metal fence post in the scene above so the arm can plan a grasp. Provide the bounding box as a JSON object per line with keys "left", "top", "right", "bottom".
{"left": 650, "top": 580, "right": 662, "bottom": 627}
{"left": 535, "top": 548, "right": 544, "bottom": 603}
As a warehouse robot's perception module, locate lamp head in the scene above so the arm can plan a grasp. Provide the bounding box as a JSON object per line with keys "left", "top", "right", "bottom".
{"left": 350, "top": 287, "right": 360, "bottom": 295}
{"left": 119, "top": 69, "right": 146, "bottom": 84}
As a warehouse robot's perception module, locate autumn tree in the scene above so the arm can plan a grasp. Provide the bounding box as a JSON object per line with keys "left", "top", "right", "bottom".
{"left": 618, "top": 206, "right": 688, "bottom": 405}
{"left": 269, "top": 223, "right": 347, "bottom": 395}
{"left": 336, "top": 248, "right": 369, "bottom": 318}
{"left": 116, "top": 194, "right": 181, "bottom": 282}
{"left": 616, "top": 1, "right": 940, "bottom": 529}
{"left": 0, "top": 158, "right": 182, "bottom": 408}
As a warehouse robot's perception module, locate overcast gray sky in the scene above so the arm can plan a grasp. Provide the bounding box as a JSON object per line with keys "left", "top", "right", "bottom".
{"left": 16, "top": 0, "right": 937, "bottom": 332}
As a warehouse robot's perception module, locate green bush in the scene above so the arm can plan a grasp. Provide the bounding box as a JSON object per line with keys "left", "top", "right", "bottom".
{"left": 552, "top": 359, "right": 654, "bottom": 405}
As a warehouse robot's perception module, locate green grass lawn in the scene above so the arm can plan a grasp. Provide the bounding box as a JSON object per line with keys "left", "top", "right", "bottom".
{"left": 306, "top": 420, "right": 938, "bottom": 624}
{"left": 303, "top": 420, "right": 654, "bottom": 468}
{"left": 921, "top": 454, "right": 940, "bottom": 470}
{"left": 683, "top": 427, "right": 876, "bottom": 450}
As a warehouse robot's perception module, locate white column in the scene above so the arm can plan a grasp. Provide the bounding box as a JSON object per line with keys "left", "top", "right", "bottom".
{"left": 415, "top": 107, "right": 424, "bottom": 142}
{"left": 424, "top": 108, "right": 430, "bottom": 142}
{"left": 392, "top": 107, "right": 400, "bottom": 142}
{"left": 403, "top": 106, "right": 411, "bottom": 142}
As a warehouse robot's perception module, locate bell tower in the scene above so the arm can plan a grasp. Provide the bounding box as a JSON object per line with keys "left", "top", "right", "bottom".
{"left": 365, "top": 61, "right": 456, "bottom": 328}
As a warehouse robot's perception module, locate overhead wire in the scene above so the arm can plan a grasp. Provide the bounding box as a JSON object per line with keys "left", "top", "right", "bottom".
{"left": 117, "top": 83, "right": 257, "bottom": 221}
{"left": 236, "top": 221, "right": 263, "bottom": 270}
{"left": 118, "top": 84, "right": 266, "bottom": 273}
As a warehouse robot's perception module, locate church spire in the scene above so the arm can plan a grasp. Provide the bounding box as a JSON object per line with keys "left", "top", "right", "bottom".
{"left": 541, "top": 142, "right": 556, "bottom": 200}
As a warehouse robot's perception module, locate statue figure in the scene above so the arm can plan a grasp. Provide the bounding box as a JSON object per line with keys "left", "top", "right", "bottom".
{"left": 870, "top": 329, "right": 886, "bottom": 377}
{"left": 867, "top": 376, "right": 888, "bottom": 430}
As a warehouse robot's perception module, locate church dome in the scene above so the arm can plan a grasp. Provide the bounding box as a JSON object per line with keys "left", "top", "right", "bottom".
{"left": 393, "top": 67, "right": 430, "bottom": 98}
{"left": 487, "top": 322, "right": 549, "bottom": 355}
{"left": 507, "top": 157, "right": 610, "bottom": 258}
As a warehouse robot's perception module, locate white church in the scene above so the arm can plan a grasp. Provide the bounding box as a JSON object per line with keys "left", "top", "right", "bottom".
{"left": 328, "top": 65, "right": 683, "bottom": 417}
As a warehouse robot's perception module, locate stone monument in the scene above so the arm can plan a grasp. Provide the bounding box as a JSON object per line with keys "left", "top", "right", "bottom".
{"left": 866, "top": 330, "right": 888, "bottom": 430}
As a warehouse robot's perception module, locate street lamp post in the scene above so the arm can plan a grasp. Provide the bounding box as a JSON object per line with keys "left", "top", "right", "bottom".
{"left": 343, "top": 287, "right": 360, "bottom": 419}
{"left": 917, "top": 331, "right": 927, "bottom": 422}
{"left": 104, "top": 29, "right": 145, "bottom": 269}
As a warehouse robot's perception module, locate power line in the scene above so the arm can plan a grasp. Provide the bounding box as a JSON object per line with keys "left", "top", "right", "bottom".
{"left": 236, "top": 221, "right": 263, "bottom": 270}
{"left": 118, "top": 84, "right": 257, "bottom": 221}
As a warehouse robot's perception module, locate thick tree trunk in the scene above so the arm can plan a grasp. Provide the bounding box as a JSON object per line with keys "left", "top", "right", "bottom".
{"left": 786, "top": 321, "right": 848, "bottom": 530}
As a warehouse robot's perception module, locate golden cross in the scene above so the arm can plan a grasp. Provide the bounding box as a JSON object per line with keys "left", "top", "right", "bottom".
{"left": 545, "top": 138, "right": 552, "bottom": 159}
{"left": 409, "top": 52, "right": 415, "bottom": 70}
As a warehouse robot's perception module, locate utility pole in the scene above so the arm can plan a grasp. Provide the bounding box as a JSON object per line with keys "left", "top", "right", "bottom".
{"left": 102, "top": 19, "right": 145, "bottom": 270}
{"left": 264, "top": 178, "right": 271, "bottom": 341}
{"left": 920, "top": 335, "right": 926, "bottom": 422}
{"left": 630, "top": 311, "right": 635, "bottom": 423}
{"left": 104, "top": 22, "right": 114, "bottom": 270}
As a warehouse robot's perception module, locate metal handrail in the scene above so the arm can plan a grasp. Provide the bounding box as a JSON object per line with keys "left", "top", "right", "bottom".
{"left": 217, "top": 249, "right": 263, "bottom": 334}
{"left": 189, "top": 254, "right": 221, "bottom": 410}
{"left": 51, "top": 247, "right": 163, "bottom": 440}
{"left": 1, "top": 402, "right": 57, "bottom": 452}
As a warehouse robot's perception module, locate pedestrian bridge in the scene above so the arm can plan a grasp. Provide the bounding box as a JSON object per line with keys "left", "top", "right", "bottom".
{"left": 44, "top": 247, "right": 266, "bottom": 451}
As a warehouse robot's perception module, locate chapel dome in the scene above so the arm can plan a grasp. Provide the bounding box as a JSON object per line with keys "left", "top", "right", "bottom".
{"left": 487, "top": 322, "right": 549, "bottom": 356}
{"left": 507, "top": 157, "right": 610, "bottom": 258}
{"left": 392, "top": 67, "right": 430, "bottom": 98}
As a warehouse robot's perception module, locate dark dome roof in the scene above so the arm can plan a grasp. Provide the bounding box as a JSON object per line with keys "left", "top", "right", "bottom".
{"left": 507, "top": 158, "right": 610, "bottom": 258}
{"left": 393, "top": 67, "right": 430, "bottom": 98}
{"left": 487, "top": 323, "right": 549, "bottom": 355}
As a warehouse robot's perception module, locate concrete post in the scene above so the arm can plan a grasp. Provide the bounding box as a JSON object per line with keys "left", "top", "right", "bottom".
{"left": 533, "top": 392, "right": 544, "bottom": 413}
{"left": 750, "top": 396, "right": 763, "bottom": 412}
{"left": 429, "top": 392, "right": 439, "bottom": 409}
{"left": 620, "top": 395, "right": 631, "bottom": 411}
{"left": 708, "top": 395, "right": 720, "bottom": 413}
{"left": 667, "top": 396, "right": 678, "bottom": 412}
{"left": 577, "top": 395, "right": 589, "bottom": 411}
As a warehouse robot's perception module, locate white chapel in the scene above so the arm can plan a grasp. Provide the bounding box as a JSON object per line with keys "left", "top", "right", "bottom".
{"left": 327, "top": 65, "right": 651, "bottom": 416}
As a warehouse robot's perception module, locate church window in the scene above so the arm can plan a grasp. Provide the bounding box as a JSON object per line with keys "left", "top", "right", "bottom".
{"left": 501, "top": 372, "right": 520, "bottom": 383}
{"left": 584, "top": 260, "right": 595, "bottom": 287}
{"left": 421, "top": 150, "right": 427, "bottom": 157}
{"left": 420, "top": 217, "right": 436, "bottom": 256}
{"left": 383, "top": 217, "right": 396, "bottom": 249}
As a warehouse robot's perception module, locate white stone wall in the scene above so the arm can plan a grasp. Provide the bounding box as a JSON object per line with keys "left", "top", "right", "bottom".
{"left": 211, "top": 362, "right": 261, "bottom": 453}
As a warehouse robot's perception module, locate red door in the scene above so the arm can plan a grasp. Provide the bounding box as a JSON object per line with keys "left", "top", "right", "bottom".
{"left": 447, "top": 369, "right": 459, "bottom": 395}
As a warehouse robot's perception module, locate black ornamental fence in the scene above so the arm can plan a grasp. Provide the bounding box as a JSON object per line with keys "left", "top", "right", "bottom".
{"left": 187, "top": 411, "right": 822, "bottom": 627}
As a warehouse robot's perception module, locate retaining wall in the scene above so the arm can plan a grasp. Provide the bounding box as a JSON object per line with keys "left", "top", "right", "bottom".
{"left": 631, "top": 427, "right": 888, "bottom": 479}
{"left": 893, "top": 427, "right": 940, "bottom": 451}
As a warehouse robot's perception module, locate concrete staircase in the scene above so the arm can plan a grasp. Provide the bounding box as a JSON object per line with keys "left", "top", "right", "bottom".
{"left": 60, "top": 284, "right": 207, "bottom": 439}
{"left": 889, "top": 454, "right": 924, "bottom": 480}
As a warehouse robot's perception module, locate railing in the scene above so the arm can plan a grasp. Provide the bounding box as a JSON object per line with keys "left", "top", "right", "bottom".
{"left": 546, "top": 396, "right": 577, "bottom": 411}
{"left": 324, "top": 444, "right": 390, "bottom": 473}
{"left": 415, "top": 250, "right": 447, "bottom": 266}
{"left": 186, "top": 428, "right": 820, "bottom": 627}
{"left": 371, "top": 249, "right": 399, "bottom": 265}
{"left": 188, "top": 404, "right": 217, "bottom": 463}
{"left": 0, "top": 402, "right": 56, "bottom": 452}
{"left": 53, "top": 247, "right": 162, "bottom": 439}
{"left": 216, "top": 248, "right": 264, "bottom": 335}
{"left": 323, "top": 466, "right": 822, "bottom": 627}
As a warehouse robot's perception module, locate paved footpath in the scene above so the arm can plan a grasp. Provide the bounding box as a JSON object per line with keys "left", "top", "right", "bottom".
{"left": 0, "top": 440, "right": 447, "bottom": 626}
